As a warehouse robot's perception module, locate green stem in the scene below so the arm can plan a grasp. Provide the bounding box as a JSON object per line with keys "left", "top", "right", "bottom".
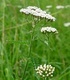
{"left": 23, "top": 20, "right": 35, "bottom": 79}
{"left": 2, "top": 0, "right": 5, "bottom": 44}
{"left": 43, "top": 77, "right": 49, "bottom": 80}
{"left": 1, "top": 0, "right": 5, "bottom": 79}
{"left": 45, "top": 33, "right": 50, "bottom": 64}
{"left": 46, "top": 77, "right": 49, "bottom": 80}
{"left": 44, "top": 77, "right": 46, "bottom": 80}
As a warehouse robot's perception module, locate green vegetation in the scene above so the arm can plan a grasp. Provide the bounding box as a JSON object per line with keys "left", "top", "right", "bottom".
{"left": 0, "top": 0, "right": 70, "bottom": 80}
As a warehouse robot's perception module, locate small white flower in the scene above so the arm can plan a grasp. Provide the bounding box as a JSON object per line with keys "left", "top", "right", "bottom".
{"left": 64, "top": 22, "right": 70, "bottom": 27}
{"left": 39, "top": 65, "right": 43, "bottom": 69}
{"left": 43, "top": 64, "right": 46, "bottom": 68}
{"left": 42, "top": 75, "right": 45, "bottom": 77}
{"left": 51, "top": 75, "right": 53, "bottom": 77}
{"left": 46, "top": 74, "right": 49, "bottom": 76}
{"left": 35, "top": 64, "right": 55, "bottom": 78}
{"left": 56, "top": 5, "right": 65, "bottom": 9}
{"left": 41, "top": 27, "right": 58, "bottom": 34}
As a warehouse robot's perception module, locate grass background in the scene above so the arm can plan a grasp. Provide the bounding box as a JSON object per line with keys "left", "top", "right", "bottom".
{"left": 0, "top": 0, "right": 70, "bottom": 80}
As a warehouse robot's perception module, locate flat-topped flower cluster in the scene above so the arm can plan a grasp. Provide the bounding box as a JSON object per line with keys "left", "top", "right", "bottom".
{"left": 64, "top": 22, "right": 70, "bottom": 27}
{"left": 35, "top": 64, "right": 55, "bottom": 77}
{"left": 41, "top": 27, "right": 58, "bottom": 34}
{"left": 20, "top": 6, "right": 56, "bottom": 21}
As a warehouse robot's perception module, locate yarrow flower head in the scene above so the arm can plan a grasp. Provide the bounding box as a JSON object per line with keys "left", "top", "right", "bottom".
{"left": 35, "top": 64, "right": 55, "bottom": 77}
{"left": 64, "top": 22, "right": 70, "bottom": 27}
{"left": 41, "top": 27, "right": 58, "bottom": 34}
{"left": 56, "top": 5, "right": 65, "bottom": 9}
{"left": 20, "top": 6, "right": 56, "bottom": 21}
{"left": 46, "top": 5, "right": 52, "bottom": 9}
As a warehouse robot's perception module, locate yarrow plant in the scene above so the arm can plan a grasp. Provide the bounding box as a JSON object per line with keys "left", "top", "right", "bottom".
{"left": 41, "top": 27, "right": 58, "bottom": 34}
{"left": 20, "top": 6, "right": 56, "bottom": 21}
{"left": 20, "top": 6, "right": 57, "bottom": 80}
{"left": 35, "top": 64, "right": 55, "bottom": 78}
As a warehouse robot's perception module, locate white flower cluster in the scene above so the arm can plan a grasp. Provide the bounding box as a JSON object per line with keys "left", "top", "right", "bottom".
{"left": 46, "top": 5, "right": 52, "bottom": 9}
{"left": 20, "top": 6, "right": 56, "bottom": 21}
{"left": 41, "top": 27, "right": 58, "bottom": 34}
{"left": 35, "top": 64, "right": 55, "bottom": 77}
{"left": 56, "top": 5, "right": 65, "bottom": 9}
{"left": 64, "top": 22, "right": 70, "bottom": 27}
